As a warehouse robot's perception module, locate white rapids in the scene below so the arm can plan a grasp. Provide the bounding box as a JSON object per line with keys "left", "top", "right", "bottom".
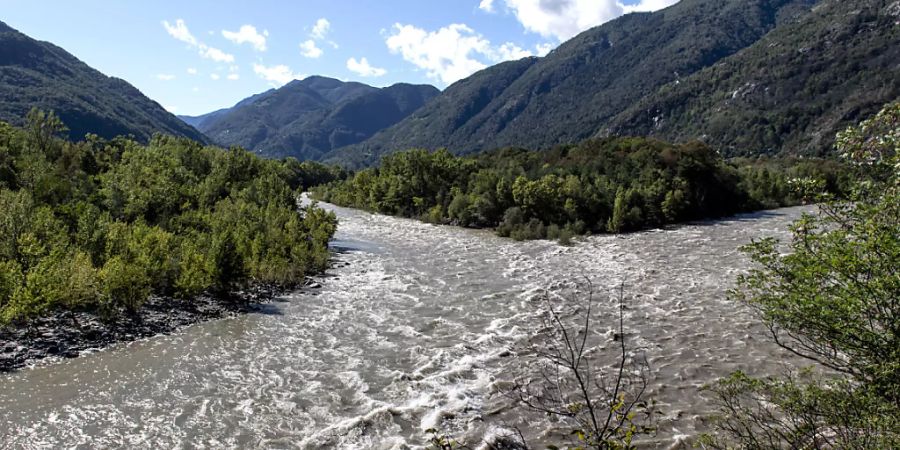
{"left": 0, "top": 202, "right": 814, "bottom": 449}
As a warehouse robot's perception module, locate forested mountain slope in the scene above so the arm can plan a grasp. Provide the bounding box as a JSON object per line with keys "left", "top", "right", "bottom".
{"left": 0, "top": 21, "right": 208, "bottom": 143}
{"left": 606, "top": 0, "right": 900, "bottom": 156}
{"left": 327, "top": 0, "right": 820, "bottom": 166}
{"left": 194, "top": 76, "right": 439, "bottom": 160}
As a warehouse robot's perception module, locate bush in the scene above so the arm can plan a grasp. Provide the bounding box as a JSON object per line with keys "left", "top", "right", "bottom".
{"left": 0, "top": 112, "right": 338, "bottom": 325}
{"left": 313, "top": 137, "right": 848, "bottom": 242}
{"left": 707, "top": 102, "right": 900, "bottom": 448}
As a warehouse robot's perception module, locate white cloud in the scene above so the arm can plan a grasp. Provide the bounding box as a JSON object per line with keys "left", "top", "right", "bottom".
{"left": 210, "top": 73, "right": 221, "bottom": 80}
{"left": 300, "top": 40, "right": 323, "bottom": 58}
{"left": 253, "top": 63, "right": 302, "bottom": 87}
{"left": 311, "top": 18, "right": 331, "bottom": 40}
{"left": 222, "top": 25, "right": 268, "bottom": 51}
{"left": 493, "top": 42, "right": 533, "bottom": 61}
{"left": 200, "top": 46, "right": 235, "bottom": 63}
{"left": 163, "top": 19, "right": 236, "bottom": 63}
{"left": 479, "top": 0, "right": 496, "bottom": 12}
{"left": 535, "top": 42, "right": 556, "bottom": 56}
{"left": 386, "top": 23, "right": 540, "bottom": 85}
{"left": 162, "top": 19, "right": 197, "bottom": 46}
{"left": 156, "top": 73, "right": 176, "bottom": 81}
{"left": 347, "top": 57, "right": 387, "bottom": 77}
{"left": 624, "top": 0, "right": 679, "bottom": 13}
{"left": 187, "top": 67, "right": 198, "bottom": 75}
{"left": 501, "top": 0, "right": 679, "bottom": 41}
{"left": 227, "top": 73, "right": 240, "bottom": 80}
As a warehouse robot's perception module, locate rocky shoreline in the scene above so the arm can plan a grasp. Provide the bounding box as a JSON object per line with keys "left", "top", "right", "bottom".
{"left": 0, "top": 280, "right": 323, "bottom": 373}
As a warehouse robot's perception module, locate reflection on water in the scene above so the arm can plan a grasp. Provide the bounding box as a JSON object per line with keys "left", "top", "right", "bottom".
{"left": 0, "top": 203, "right": 813, "bottom": 449}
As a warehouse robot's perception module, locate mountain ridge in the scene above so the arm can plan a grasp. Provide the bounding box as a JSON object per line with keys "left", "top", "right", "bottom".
{"left": 0, "top": 20, "right": 208, "bottom": 143}
{"left": 191, "top": 76, "right": 439, "bottom": 160}
{"left": 325, "top": 0, "right": 821, "bottom": 166}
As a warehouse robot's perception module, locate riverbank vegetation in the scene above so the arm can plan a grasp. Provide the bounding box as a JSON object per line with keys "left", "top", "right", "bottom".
{"left": 703, "top": 102, "right": 900, "bottom": 448}
{"left": 0, "top": 109, "right": 341, "bottom": 325}
{"left": 311, "top": 138, "right": 850, "bottom": 242}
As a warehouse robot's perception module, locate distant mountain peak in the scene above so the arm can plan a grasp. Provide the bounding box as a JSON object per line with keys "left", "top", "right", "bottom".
{"left": 188, "top": 77, "right": 439, "bottom": 160}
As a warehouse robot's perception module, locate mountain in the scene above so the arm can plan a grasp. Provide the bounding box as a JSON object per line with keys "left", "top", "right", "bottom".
{"left": 178, "top": 89, "right": 274, "bottom": 129}
{"left": 0, "top": 21, "right": 207, "bottom": 143}
{"left": 605, "top": 0, "right": 900, "bottom": 156}
{"left": 327, "top": 0, "right": 898, "bottom": 167}
{"left": 191, "top": 76, "right": 440, "bottom": 160}
{"left": 326, "top": 0, "right": 819, "bottom": 166}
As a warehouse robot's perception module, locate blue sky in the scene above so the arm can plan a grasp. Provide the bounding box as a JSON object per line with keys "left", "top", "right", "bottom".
{"left": 1, "top": 0, "right": 678, "bottom": 116}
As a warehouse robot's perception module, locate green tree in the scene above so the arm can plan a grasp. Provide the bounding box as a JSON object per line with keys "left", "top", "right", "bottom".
{"left": 706, "top": 102, "right": 900, "bottom": 448}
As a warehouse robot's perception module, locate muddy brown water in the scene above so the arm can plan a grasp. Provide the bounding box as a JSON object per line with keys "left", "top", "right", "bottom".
{"left": 0, "top": 202, "right": 814, "bottom": 449}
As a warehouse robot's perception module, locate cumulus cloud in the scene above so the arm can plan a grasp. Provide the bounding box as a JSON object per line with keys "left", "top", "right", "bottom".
{"left": 493, "top": 42, "right": 533, "bottom": 61}
{"left": 227, "top": 73, "right": 240, "bottom": 80}
{"left": 479, "top": 0, "right": 496, "bottom": 12}
{"left": 347, "top": 57, "right": 387, "bottom": 77}
{"left": 200, "top": 46, "right": 235, "bottom": 63}
{"left": 187, "top": 67, "right": 198, "bottom": 75}
{"left": 300, "top": 40, "right": 323, "bottom": 58}
{"left": 210, "top": 73, "right": 220, "bottom": 80}
{"left": 624, "top": 0, "right": 680, "bottom": 13}
{"left": 222, "top": 25, "right": 268, "bottom": 51}
{"left": 501, "top": 0, "right": 679, "bottom": 41}
{"left": 311, "top": 18, "right": 331, "bottom": 40}
{"left": 156, "top": 73, "right": 176, "bottom": 81}
{"left": 253, "top": 63, "right": 302, "bottom": 87}
{"left": 386, "top": 23, "right": 543, "bottom": 85}
{"left": 162, "top": 19, "right": 197, "bottom": 46}
{"left": 162, "top": 19, "right": 236, "bottom": 63}
{"left": 534, "top": 42, "right": 556, "bottom": 56}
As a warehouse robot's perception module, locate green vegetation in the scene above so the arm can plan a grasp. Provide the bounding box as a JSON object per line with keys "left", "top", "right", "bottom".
{"left": 0, "top": 109, "right": 340, "bottom": 325}
{"left": 704, "top": 102, "right": 900, "bottom": 447}
{"left": 313, "top": 137, "right": 848, "bottom": 242}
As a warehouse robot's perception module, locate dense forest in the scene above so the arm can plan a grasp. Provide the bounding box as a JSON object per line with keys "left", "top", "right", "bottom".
{"left": 0, "top": 109, "right": 344, "bottom": 325}
{"left": 312, "top": 137, "right": 849, "bottom": 243}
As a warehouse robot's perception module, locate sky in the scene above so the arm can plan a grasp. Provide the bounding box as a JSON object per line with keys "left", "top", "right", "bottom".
{"left": 1, "top": 0, "right": 679, "bottom": 116}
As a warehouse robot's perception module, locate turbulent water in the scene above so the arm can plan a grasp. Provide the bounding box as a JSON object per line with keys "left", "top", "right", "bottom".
{"left": 0, "top": 202, "right": 814, "bottom": 449}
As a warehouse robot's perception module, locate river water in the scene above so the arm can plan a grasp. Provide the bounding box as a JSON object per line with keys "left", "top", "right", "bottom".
{"left": 0, "top": 203, "right": 812, "bottom": 449}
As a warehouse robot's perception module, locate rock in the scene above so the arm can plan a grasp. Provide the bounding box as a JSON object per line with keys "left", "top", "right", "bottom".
{"left": 0, "top": 280, "right": 308, "bottom": 372}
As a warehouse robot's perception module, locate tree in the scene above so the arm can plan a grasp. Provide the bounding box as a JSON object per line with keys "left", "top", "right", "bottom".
{"left": 705, "top": 102, "right": 900, "bottom": 448}
{"left": 424, "top": 280, "right": 657, "bottom": 450}
{"left": 509, "top": 280, "right": 657, "bottom": 449}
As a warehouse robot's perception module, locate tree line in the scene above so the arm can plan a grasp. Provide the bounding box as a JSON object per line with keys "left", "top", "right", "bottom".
{"left": 312, "top": 137, "right": 850, "bottom": 243}
{"left": 0, "top": 109, "right": 344, "bottom": 324}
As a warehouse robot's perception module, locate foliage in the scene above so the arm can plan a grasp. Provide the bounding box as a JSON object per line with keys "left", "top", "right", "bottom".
{"left": 0, "top": 110, "right": 338, "bottom": 325}
{"left": 705, "top": 102, "right": 900, "bottom": 447}
{"left": 313, "top": 138, "right": 849, "bottom": 241}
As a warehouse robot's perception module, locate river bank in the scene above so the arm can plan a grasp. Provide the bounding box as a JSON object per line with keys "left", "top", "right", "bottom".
{"left": 0, "top": 279, "right": 329, "bottom": 373}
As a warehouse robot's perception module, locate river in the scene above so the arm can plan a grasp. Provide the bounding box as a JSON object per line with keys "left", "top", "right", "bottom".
{"left": 0, "top": 202, "right": 812, "bottom": 449}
